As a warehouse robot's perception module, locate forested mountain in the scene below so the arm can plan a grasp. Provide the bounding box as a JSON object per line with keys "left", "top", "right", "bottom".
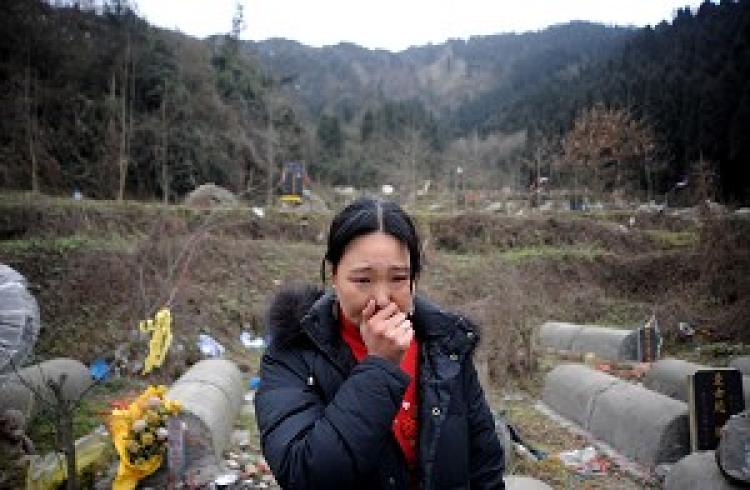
{"left": 1, "top": 0, "right": 749, "bottom": 204}
{"left": 249, "top": 23, "right": 632, "bottom": 128}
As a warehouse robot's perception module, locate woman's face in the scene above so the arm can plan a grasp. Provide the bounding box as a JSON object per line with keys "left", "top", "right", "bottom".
{"left": 331, "top": 231, "right": 413, "bottom": 325}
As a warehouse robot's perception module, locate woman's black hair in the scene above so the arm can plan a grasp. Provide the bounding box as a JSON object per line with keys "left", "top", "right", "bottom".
{"left": 321, "top": 197, "right": 421, "bottom": 287}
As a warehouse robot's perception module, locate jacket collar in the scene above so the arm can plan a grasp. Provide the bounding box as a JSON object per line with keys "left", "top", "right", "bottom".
{"left": 299, "top": 292, "right": 479, "bottom": 363}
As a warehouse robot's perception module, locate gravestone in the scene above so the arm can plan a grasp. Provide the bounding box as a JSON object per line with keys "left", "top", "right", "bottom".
{"left": 665, "top": 451, "right": 743, "bottom": 490}
{"left": 717, "top": 410, "right": 750, "bottom": 484}
{"left": 688, "top": 368, "right": 745, "bottom": 451}
{"left": 636, "top": 314, "right": 661, "bottom": 362}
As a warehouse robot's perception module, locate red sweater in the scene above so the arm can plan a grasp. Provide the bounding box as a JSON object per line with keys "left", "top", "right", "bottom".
{"left": 339, "top": 308, "right": 420, "bottom": 471}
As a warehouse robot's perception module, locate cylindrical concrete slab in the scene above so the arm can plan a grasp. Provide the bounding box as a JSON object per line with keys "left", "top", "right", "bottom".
{"left": 542, "top": 363, "right": 619, "bottom": 428}
{"left": 539, "top": 322, "right": 638, "bottom": 361}
{"left": 0, "top": 358, "right": 93, "bottom": 422}
{"left": 587, "top": 381, "right": 689, "bottom": 465}
{"left": 664, "top": 451, "right": 744, "bottom": 490}
{"left": 543, "top": 363, "right": 690, "bottom": 467}
{"left": 642, "top": 359, "right": 704, "bottom": 402}
{"left": 166, "top": 359, "right": 244, "bottom": 458}
{"left": 729, "top": 356, "right": 750, "bottom": 376}
{"left": 643, "top": 359, "right": 750, "bottom": 407}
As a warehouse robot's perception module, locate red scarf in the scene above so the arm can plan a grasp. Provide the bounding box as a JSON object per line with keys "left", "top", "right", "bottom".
{"left": 339, "top": 307, "right": 420, "bottom": 470}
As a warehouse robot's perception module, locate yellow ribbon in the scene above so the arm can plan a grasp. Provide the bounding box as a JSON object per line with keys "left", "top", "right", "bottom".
{"left": 140, "top": 308, "right": 173, "bottom": 375}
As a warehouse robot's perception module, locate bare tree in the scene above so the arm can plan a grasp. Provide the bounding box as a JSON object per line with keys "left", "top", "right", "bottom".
{"left": 562, "top": 104, "right": 658, "bottom": 199}
{"left": 9, "top": 361, "right": 105, "bottom": 490}
{"left": 117, "top": 30, "right": 135, "bottom": 201}
{"left": 160, "top": 80, "right": 170, "bottom": 204}
{"left": 25, "top": 61, "right": 39, "bottom": 193}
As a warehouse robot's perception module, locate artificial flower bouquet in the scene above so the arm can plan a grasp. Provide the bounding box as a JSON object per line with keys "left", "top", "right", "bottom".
{"left": 109, "top": 385, "right": 181, "bottom": 490}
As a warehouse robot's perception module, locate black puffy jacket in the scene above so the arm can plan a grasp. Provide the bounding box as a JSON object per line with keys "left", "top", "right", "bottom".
{"left": 255, "top": 285, "right": 505, "bottom": 489}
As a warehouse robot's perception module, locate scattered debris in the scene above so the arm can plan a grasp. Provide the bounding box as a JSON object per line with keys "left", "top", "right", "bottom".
{"left": 197, "top": 334, "right": 226, "bottom": 358}
{"left": 240, "top": 332, "right": 266, "bottom": 350}
{"left": 678, "top": 321, "right": 696, "bottom": 337}
{"left": 214, "top": 472, "right": 239, "bottom": 488}
{"left": 557, "top": 446, "right": 609, "bottom": 476}
{"left": 88, "top": 358, "right": 110, "bottom": 381}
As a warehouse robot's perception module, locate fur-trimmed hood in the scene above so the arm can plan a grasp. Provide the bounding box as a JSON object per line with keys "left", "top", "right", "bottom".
{"left": 266, "top": 283, "right": 326, "bottom": 347}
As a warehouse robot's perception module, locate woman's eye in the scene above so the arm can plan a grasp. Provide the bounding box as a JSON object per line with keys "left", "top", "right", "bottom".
{"left": 392, "top": 276, "right": 408, "bottom": 282}
{"left": 353, "top": 278, "right": 370, "bottom": 284}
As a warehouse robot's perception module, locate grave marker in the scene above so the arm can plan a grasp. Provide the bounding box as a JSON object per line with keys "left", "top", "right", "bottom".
{"left": 688, "top": 368, "right": 745, "bottom": 451}
{"left": 167, "top": 417, "right": 186, "bottom": 489}
{"left": 636, "top": 314, "right": 661, "bottom": 362}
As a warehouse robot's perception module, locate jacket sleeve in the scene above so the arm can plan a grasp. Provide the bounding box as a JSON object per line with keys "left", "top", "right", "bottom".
{"left": 465, "top": 359, "right": 505, "bottom": 488}
{"left": 255, "top": 349, "right": 410, "bottom": 489}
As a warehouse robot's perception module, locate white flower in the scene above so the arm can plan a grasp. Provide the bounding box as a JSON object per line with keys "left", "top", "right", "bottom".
{"left": 147, "top": 396, "right": 162, "bottom": 409}
{"left": 156, "top": 427, "right": 169, "bottom": 441}
{"left": 132, "top": 419, "right": 147, "bottom": 433}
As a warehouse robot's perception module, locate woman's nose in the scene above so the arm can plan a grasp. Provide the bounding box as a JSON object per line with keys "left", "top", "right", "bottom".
{"left": 374, "top": 285, "right": 391, "bottom": 309}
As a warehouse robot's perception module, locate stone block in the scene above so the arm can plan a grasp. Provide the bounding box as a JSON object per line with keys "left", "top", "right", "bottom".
{"left": 539, "top": 322, "right": 638, "bottom": 361}
{"left": 664, "top": 451, "right": 743, "bottom": 490}
{"left": 644, "top": 359, "right": 750, "bottom": 408}
{"left": 729, "top": 356, "right": 750, "bottom": 376}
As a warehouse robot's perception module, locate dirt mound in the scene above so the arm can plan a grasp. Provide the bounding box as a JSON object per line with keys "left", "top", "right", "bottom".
{"left": 184, "top": 184, "right": 238, "bottom": 208}
{"left": 0, "top": 198, "right": 329, "bottom": 244}
{"left": 429, "top": 213, "right": 655, "bottom": 254}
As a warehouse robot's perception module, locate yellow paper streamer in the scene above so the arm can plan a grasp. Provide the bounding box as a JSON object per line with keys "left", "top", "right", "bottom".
{"left": 140, "top": 308, "right": 173, "bottom": 375}
{"left": 109, "top": 386, "right": 181, "bottom": 490}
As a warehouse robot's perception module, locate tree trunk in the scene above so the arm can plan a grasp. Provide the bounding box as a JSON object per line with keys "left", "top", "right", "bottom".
{"left": 61, "top": 407, "right": 77, "bottom": 490}
{"left": 118, "top": 33, "right": 131, "bottom": 201}
{"left": 266, "top": 100, "right": 275, "bottom": 208}
{"left": 26, "top": 64, "right": 39, "bottom": 193}
{"left": 161, "top": 86, "right": 169, "bottom": 205}
{"left": 48, "top": 376, "right": 77, "bottom": 490}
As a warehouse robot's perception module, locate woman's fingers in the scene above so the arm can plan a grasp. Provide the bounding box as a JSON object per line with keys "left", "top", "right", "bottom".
{"left": 360, "top": 301, "right": 413, "bottom": 364}
{"left": 360, "top": 299, "right": 377, "bottom": 326}
{"left": 370, "top": 302, "right": 398, "bottom": 324}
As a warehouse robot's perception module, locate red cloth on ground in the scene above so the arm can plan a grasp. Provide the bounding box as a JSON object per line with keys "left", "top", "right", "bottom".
{"left": 339, "top": 306, "right": 420, "bottom": 470}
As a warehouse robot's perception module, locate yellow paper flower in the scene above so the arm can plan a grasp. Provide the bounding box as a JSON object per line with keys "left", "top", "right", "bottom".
{"left": 126, "top": 440, "right": 140, "bottom": 454}
{"left": 165, "top": 400, "right": 182, "bottom": 415}
{"left": 140, "top": 432, "right": 155, "bottom": 446}
{"left": 145, "top": 410, "right": 160, "bottom": 426}
{"left": 132, "top": 419, "right": 147, "bottom": 432}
